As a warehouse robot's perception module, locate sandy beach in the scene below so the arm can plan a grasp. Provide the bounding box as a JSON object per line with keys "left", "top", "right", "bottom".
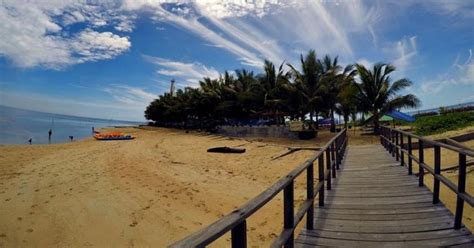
{"left": 0, "top": 127, "right": 335, "bottom": 247}
{"left": 1, "top": 126, "right": 473, "bottom": 247}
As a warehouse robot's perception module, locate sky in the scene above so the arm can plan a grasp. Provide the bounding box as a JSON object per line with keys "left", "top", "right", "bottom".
{"left": 0, "top": 0, "right": 473, "bottom": 121}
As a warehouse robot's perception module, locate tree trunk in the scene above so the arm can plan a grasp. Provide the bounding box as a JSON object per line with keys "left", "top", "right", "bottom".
{"left": 309, "top": 111, "right": 314, "bottom": 130}
{"left": 330, "top": 109, "right": 336, "bottom": 133}
{"left": 344, "top": 114, "right": 349, "bottom": 128}
{"left": 373, "top": 111, "right": 380, "bottom": 134}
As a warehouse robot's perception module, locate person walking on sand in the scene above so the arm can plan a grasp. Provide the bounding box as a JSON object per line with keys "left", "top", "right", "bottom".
{"left": 69, "top": 136, "right": 74, "bottom": 142}
{"left": 28, "top": 138, "right": 32, "bottom": 145}
{"left": 48, "top": 129, "right": 52, "bottom": 144}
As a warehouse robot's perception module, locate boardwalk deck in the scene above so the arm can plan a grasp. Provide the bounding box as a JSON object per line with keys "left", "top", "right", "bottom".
{"left": 295, "top": 145, "right": 474, "bottom": 247}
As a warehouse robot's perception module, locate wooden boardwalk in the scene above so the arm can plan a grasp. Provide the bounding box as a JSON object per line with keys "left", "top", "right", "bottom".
{"left": 295, "top": 145, "right": 474, "bottom": 247}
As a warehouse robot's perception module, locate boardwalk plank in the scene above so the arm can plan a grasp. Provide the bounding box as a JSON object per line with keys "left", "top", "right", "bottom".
{"left": 294, "top": 144, "right": 474, "bottom": 247}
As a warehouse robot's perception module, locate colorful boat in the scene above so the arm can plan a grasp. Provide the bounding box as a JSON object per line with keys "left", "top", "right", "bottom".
{"left": 93, "top": 132, "right": 135, "bottom": 141}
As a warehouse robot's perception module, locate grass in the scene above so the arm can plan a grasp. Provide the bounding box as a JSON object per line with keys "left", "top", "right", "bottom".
{"left": 414, "top": 112, "right": 474, "bottom": 136}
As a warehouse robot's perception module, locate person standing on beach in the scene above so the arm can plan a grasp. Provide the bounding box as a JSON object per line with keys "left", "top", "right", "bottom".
{"left": 69, "top": 136, "right": 74, "bottom": 142}
{"left": 28, "top": 138, "right": 32, "bottom": 145}
{"left": 48, "top": 129, "right": 52, "bottom": 144}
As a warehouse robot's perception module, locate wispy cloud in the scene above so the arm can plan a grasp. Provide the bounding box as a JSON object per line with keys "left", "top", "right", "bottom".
{"left": 420, "top": 49, "right": 474, "bottom": 95}
{"left": 143, "top": 55, "right": 220, "bottom": 86}
{"left": 384, "top": 36, "right": 418, "bottom": 74}
{"left": 103, "top": 84, "right": 157, "bottom": 106}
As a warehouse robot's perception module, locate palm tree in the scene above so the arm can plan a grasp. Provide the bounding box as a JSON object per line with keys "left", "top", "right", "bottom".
{"left": 355, "top": 63, "right": 420, "bottom": 133}
{"left": 259, "top": 60, "right": 290, "bottom": 124}
{"left": 287, "top": 50, "right": 323, "bottom": 128}
{"left": 319, "top": 55, "right": 356, "bottom": 132}
{"left": 335, "top": 82, "right": 358, "bottom": 128}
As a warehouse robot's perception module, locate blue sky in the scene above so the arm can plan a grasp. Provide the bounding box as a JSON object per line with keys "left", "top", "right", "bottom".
{"left": 0, "top": 0, "right": 473, "bottom": 121}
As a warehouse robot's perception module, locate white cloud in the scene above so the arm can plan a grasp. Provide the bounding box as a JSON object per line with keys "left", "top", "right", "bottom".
{"left": 71, "top": 29, "right": 131, "bottom": 63}
{"left": 144, "top": 55, "right": 221, "bottom": 86}
{"left": 0, "top": 1, "right": 132, "bottom": 69}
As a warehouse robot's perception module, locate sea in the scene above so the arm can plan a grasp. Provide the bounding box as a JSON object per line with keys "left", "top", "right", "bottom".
{"left": 0, "top": 105, "right": 144, "bottom": 145}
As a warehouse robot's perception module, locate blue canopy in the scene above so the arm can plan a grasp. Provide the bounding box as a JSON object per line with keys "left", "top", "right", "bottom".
{"left": 386, "top": 110, "right": 416, "bottom": 122}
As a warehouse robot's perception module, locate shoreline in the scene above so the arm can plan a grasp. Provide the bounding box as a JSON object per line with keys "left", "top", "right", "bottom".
{"left": 0, "top": 125, "right": 140, "bottom": 146}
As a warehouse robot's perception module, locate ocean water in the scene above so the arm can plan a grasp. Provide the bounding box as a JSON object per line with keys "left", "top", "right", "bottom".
{"left": 0, "top": 105, "right": 143, "bottom": 145}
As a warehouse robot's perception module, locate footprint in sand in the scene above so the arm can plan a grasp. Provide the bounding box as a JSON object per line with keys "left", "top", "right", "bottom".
{"left": 5, "top": 198, "right": 11, "bottom": 202}
{"left": 0, "top": 233, "right": 6, "bottom": 238}
{"left": 129, "top": 221, "right": 138, "bottom": 227}
{"left": 34, "top": 189, "right": 40, "bottom": 192}
{"left": 26, "top": 228, "right": 34, "bottom": 233}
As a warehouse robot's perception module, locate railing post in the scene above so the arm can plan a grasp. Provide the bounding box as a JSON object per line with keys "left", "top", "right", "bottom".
{"left": 306, "top": 162, "right": 314, "bottom": 230}
{"left": 388, "top": 129, "right": 393, "bottom": 155}
{"left": 332, "top": 143, "right": 338, "bottom": 171}
{"left": 391, "top": 130, "right": 396, "bottom": 157}
{"left": 408, "top": 135, "right": 413, "bottom": 175}
{"left": 454, "top": 153, "right": 467, "bottom": 229}
{"left": 326, "top": 149, "right": 332, "bottom": 188}
{"left": 331, "top": 144, "right": 336, "bottom": 178}
{"left": 380, "top": 127, "right": 384, "bottom": 146}
{"left": 395, "top": 131, "right": 399, "bottom": 161}
{"left": 382, "top": 128, "right": 387, "bottom": 150}
{"left": 400, "top": 133, "right": 404, "bottom": 166}
{"left": 284, "top": 181, "right": 294, "bottom": 248}
{"left": 433, "top": 146, "right": 441, "bottom": 204}
{"left": 418, "top": 140, "right": 424, "bottom": 187}
{"left": 318, "top": 156, "right": 324, "bottom": 207}
{"left": 231, "top": 220, "right": 247, "bottom": 248}
{"left": 335, "top": 141, "right": 340, "bottom": 170}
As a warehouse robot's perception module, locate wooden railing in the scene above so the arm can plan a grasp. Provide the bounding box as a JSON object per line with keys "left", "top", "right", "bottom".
{"left": 380, "top": 126, "right": 474, "bottom": 229}
{"left": 170, "top": 129, "right": 348, "bottom": 248}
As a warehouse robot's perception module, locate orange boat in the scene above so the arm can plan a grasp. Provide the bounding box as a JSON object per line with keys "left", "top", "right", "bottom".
{"left": 93, "top": 132, "right": 135, "bottom": 141}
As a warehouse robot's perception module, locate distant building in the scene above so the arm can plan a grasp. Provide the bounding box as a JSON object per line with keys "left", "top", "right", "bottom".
{"left": 170, "top": 79, "right": 175, "bottom": 96}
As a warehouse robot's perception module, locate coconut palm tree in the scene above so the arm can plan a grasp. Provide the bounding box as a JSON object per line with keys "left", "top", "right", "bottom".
{"left": 319, "top": 55, "right": 356, "bottom": 132}
{"left": 335, "top": 82, "right": 358, "bottom": 128}
{"left": 287, "top": 50, "right": 324, "bottom": 128}
{"left": 259, "top": 60, "right": 290, "bottom": 124}
{"left": 355, "top": 63, "right": 420, "bottom": 133}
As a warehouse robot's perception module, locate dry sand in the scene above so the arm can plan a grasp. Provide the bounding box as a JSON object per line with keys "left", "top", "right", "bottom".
{"left": 0, "top": 127, "right": 333, "bottom": 247}
{"left": 1, "top": 125, "right": 472, "bottom": 247}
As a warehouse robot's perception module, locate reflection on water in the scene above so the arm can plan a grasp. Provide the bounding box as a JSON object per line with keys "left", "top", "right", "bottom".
{"left": 0, "top": 105, "right": 143, "bottom": 144}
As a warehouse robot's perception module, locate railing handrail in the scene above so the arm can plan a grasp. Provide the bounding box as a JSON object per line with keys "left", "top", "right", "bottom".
{"left": 389, "top": 128, "right": 474, "bottom": 157}
{"left": 379, "top": 126, "right": 472, "bottom": 230}
{"left": 170, "top": 128, "right": 348, "bottom": 247}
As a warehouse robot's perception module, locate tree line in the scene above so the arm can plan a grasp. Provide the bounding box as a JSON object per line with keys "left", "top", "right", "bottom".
{"left": 145, "top": 50, "right": 420, "bottom": 133}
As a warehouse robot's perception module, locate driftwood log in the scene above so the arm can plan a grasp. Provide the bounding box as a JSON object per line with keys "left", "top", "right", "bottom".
{"left": 271, "top": 147, "right": 321, "bottom": 160}
{"left": 207, "top": 147, "right": 246, "bottom": 153}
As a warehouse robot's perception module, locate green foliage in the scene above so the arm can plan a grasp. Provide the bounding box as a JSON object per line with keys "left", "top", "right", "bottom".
{"left": 414, "top": 112, "right": 474, "bottom": 135}
{"left": 354, "top": 63, "right": 420, "bottom": 132}
{"left": 144, "top": 51, "right": 420, "bottom": 130}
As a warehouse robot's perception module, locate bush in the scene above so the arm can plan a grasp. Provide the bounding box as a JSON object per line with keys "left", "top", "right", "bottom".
{"left": 414, "top": 112, "right": 474, "bottom": 135}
